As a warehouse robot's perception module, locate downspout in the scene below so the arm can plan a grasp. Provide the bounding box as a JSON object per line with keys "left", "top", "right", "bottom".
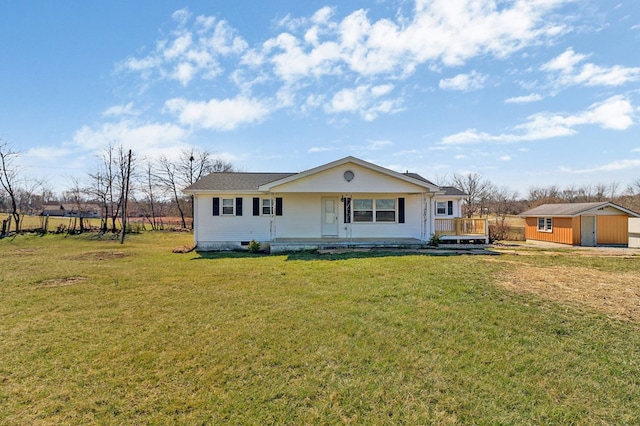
{"left": 270, "top": 192, "right": 276, "bottom": 242}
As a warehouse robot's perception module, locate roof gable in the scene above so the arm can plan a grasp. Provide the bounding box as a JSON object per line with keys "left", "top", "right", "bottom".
{"left": 259, "top": 156, "right": 441, "bottom": 193}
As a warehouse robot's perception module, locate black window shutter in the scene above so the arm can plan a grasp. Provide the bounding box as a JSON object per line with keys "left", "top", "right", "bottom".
{"left": 212, "top": 197, "right": 220, "bottom": 216}
{"left": 236, "top": 197, "right": 243, "bottom": 216}
{"left": 398, "top": 197, "right": 405, "bottom": 223}
{"left": 253, "top": 197, "right": 260, "bottom": 216}
{"left": 343, "top": 197, "right": 351, "bottom": 223}
{"left": 275, "top": 197, "right": 283, "bottom": 216}
{"left": 447, "top": 201, "right": 453, "bottom": 216}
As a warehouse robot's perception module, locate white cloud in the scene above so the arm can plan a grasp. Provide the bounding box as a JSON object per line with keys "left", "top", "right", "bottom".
{"left": 25, "top": 146, "right": 73, "bottom": 159}
{"left": 439, "top": 71, "right": 487, "bottom": 91}
{"left": 325, "top": 84, "right": 402, "bottom": 121}
{"left": 366, "top": 140, "right": 393, "bottom": 150}
{"left": 542, "top": 47, "right": 640, "bottom": 87}
{"left": 118, "top": 2, "right": 573, "bottom": 123}
{"left": 121, "top": 11, "right": 247, "bottom": 85}
{"left": 307, "top": 146, "right": 337, "bottom": 153}
{"left": 70, "top": 120, "right": 190, "bottom": 160}
{"left": 560, "top": 159, "right": 640, "bottom": 174}
{"left": 441, "top": 95, "right": 635, "bottom": 144}
{"left": 505, "top": 93, "right": 543, "bottom": 104}
{"left": 165, "top": 96, "right": 271, "bottom": 130}
{"left": 103, "top": 102, "right": 139, "bottom": 117}
{"left": 499, "top": 155, "right": 512, "bottom": 161}
{"left": 259, "top": 0, "right": 570, "bottom": 82}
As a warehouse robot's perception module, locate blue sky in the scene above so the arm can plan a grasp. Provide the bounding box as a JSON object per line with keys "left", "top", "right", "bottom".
{"left": 1, "top": 0, "right": 639, "bottom": 195}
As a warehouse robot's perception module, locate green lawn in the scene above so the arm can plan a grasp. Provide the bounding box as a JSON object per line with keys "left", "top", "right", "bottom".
{"left": 1, "top": 233, "right": 639, "bottom": 424}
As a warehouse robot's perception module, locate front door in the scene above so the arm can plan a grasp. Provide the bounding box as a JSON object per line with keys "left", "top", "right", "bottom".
{"left": 581, "top": 215, "right": 596, "bottom": 246}
{"left": 321, "top": 198, "right": 339, "bottom": 237}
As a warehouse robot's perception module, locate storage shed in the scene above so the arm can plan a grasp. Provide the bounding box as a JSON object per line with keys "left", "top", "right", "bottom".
{"left": 630, "top": 218, "right": 640, "bottom": 248}
{"left": 519, "top": 202, "right": 640, "bottom": 246}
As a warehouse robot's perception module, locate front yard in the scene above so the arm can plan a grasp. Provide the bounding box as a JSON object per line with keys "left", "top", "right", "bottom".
{"left": 1, "top": 232, "right": 638, "bottom": 424}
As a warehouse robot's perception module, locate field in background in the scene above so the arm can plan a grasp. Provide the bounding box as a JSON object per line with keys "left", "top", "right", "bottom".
{"left": 1, "top": 232, "right": 638, "bottom": 423}
{"left": 5, "top": 215, "right": 191, "bottom": 233}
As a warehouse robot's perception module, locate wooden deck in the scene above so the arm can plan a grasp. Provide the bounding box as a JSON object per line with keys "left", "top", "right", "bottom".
{"left": 435, "top": 218, "right": 489, "bottom": 244}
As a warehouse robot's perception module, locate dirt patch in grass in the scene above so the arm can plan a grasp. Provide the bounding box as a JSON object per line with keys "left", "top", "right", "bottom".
{"left": 36, "top": 276, "right": 88, "bottom": 287}
{"left": 85, "top": 251, "right": 128, "bottom": 261}
{"left": 492, "top": 261, "right": 640, "bottom": 322}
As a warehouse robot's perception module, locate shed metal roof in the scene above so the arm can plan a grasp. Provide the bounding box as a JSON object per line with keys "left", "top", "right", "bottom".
{"left": 520, "top": 202, "right": 640, "bottom": 217}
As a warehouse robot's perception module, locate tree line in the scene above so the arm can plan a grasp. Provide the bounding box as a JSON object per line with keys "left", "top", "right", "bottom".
{"left": 2, "top": 139, "right": 640, "bottom": 237}
{"left": 0, "top": 140, "right": 233, "bottom": 235}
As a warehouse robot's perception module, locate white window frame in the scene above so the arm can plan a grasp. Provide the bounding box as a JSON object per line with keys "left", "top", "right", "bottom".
{"left": 352, "top": 198, "right": 396, "bottom": 223}
{"left": 261, "top": 198, "right": 273, "bottom": 216}
{"left": 537, "top": 217, "right": 553, "bottom": 232}
{"left": 375, "top": 199, "right": 396, "bottom": 222}
{"left": 221, "top": 198, "right": 235, "bottom": 216}
{"left": 436, "top": 201, "right": 447, "bottom": 215}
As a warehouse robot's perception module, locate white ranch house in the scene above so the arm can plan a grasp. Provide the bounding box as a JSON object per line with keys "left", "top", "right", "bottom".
{"left": 184, "top": 156, "right": 487, "bottom": 252}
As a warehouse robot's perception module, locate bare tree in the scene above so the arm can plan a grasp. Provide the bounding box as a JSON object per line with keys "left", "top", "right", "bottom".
{"left": 87, "top": 143, "right": 135, "bottom": 233}
{"left": 157, "top": 149, "right": 233, "bottom": 229}
{"left": 66, "top": 177, "right": 87, "bottom": 233}
{"left": 17, "top": 179, "right": 43, "bottom": 215}
{"left": 139, "top": 161, "right": 161, "bottom": 230}
{"left": 0, "top": 141, "right": 21, "bottom": 233}
{"left": 488, "top": 186, "right": 519, "bottom": 241}
{"left": 451, "top": 172, "right": 494, "bottom": 218}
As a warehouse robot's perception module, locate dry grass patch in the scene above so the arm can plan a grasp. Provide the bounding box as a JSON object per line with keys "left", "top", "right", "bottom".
{"left": 36, "top": 276, "right": 88, "bottom": 287}
{"left": 492, "top": 260, "right": 640, "bottom": 322}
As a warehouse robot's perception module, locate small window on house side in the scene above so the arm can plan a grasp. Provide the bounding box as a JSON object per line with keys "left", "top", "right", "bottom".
{"left": 262, "top": 199, "right": 272, "bottom": 215}
{"left": 436, "top": 201, "right": 447, "bottom": 215}
{"left": 222, "top": 198, "right": 234, "bottom": 215}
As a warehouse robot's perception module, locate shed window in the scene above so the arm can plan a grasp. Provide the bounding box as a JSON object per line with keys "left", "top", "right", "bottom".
{"left": 537, "top": 217, "right": 553, "bottom": 232}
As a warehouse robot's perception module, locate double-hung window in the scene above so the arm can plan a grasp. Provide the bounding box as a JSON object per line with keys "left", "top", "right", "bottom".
{"left": 353, "top": 199, "right": 373, "bottom": 222}
{"left": 352, "top": 198, "right": 396, "bottom": 223}
{"left": 375, "top": 199, "right": 396, "bottom": 222}
{"left": 262, "top": 198, "right": 272, "bottom": 215}
{"left": 436, "top": 201, "right": 454, "bottom": 215}
{"left": 221, "top": 198, "right": 235, "bottom": 215}
{"left": 537, "top": 217, "right": 553, "bottom": 232}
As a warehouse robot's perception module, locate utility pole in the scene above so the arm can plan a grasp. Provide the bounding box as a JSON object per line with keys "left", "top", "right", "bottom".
{"left": 120, "top": 149, "right": 132, "bottom": 244}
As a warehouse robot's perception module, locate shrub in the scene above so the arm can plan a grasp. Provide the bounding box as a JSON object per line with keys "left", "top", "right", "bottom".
{"left": 247, "top": 239, "right": 262, "bottom": 253}
{"left": 489, "top": 220, "right": 512, "bottom": 243}
{"left": 427, "top": 233, "right": 441, "bottom": 247}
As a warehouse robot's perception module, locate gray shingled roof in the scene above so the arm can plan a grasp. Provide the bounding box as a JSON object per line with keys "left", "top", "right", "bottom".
{"left": 440, "top": 186, "right": 466, "bottom": 196}
{"left": 184, "top": 172, "right": 296, "bottom": 192}
{"left": 184, "top": 170, "right": 466, "bottom": 195}
{"left": 520, "top": 202, "right": 620, "bottom": 217}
